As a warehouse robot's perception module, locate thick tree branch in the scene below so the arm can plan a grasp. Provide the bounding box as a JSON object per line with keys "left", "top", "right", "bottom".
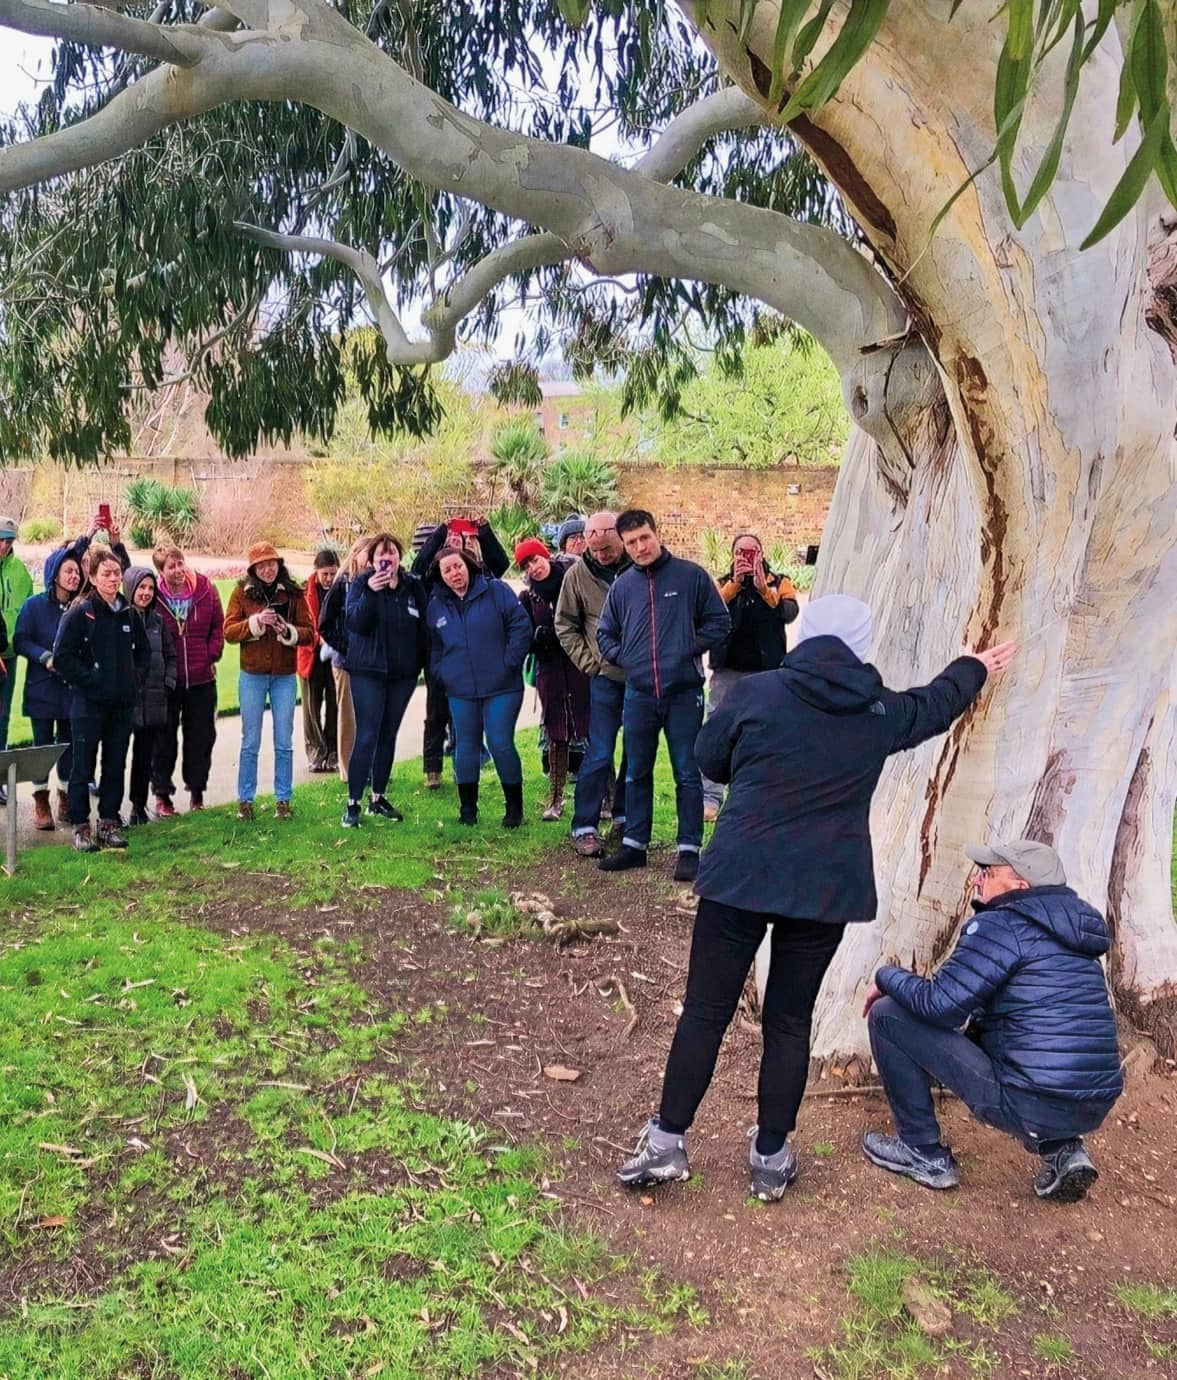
{"left": 0, "top": 0, "right": 204, "bottom": 64}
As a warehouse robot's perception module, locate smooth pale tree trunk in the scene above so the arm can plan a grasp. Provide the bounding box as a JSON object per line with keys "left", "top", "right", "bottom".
{"left": 690, "top": 0, "right": 1177, "bottom": 1070}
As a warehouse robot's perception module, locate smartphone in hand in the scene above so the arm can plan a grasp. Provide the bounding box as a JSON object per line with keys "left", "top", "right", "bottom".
{"left": 97, "top": 503, "right": 112, "bottom": 530}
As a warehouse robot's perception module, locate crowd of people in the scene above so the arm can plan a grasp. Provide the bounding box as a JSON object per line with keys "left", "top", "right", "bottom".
{"left": 0, "top": 505, "right": 1124, "bottom": 1203}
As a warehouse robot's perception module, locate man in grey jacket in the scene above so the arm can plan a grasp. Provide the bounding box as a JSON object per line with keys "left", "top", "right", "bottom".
{"left": 554, "top": 511, "right": 629, "bottom": 858}
{"left": 596, "top": 509, "right": 729, "bottom": 881}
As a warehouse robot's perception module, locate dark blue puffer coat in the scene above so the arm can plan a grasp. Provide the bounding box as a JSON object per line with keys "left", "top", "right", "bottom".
{"left": 13, "top": 546, "right": 80, "bottom": 719}
{"left": 877, "top": 885, "right": 1124, "bottom": 1105}
{"left": 426, "top": 573, "right": 531, "bottom": 701}
{"left": 343, "top": 570, "right": 427, "bottom": 681}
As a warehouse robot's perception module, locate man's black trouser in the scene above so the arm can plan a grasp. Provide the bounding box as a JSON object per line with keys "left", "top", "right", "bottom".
{"left": 868, "top": 996, "right": 1116, "bottom": 1151}
{"left": 659, "top": 897, "right": 845, "bottom": 1139}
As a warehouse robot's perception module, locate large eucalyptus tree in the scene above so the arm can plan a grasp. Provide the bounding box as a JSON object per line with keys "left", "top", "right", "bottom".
{"left": 1, "top": 0, "right": 1174, "bottom": 1071}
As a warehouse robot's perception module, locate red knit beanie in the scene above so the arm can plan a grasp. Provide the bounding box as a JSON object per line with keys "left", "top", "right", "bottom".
{"left": 514, "top": 538, "right": 550, "bottom": 566}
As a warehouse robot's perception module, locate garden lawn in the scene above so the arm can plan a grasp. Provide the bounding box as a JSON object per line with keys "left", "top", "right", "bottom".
{"left": 7, "top": 579, "right": 264, "bottom": 746}
{"left": 0, "top": 739, "right": 696, "bottom": 1378}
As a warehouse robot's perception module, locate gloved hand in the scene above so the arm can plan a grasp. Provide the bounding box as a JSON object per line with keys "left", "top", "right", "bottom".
{"left": 532, "top": 624, "right": 557, "bottom": 655}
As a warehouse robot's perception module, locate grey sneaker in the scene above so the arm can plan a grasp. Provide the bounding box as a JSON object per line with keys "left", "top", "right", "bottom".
{"left": 861, "top": 1131, "right": 960, "bottom": 1190}
{"left": 617, "top": 1118, "right": 690, "bottom": 1187}
{"left": 748, "top": 1127, "right": 797, "bottom": 1201}
{"left": 1034, "top": 1139, "right": 1098, "bottom": 1202}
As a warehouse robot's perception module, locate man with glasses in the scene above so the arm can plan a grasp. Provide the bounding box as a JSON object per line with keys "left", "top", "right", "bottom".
{"left": 554, "top": 511, "right": 630, "bottom": 857}
{"left": 861, "top": 838, "right": 1124, "bottom": 1201}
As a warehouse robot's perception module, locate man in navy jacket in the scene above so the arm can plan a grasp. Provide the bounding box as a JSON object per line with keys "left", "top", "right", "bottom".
{"left": 596, "top": 509, "right": 729, "bottom": 881}
{"left": 862, "top": 839, "right": 1124, "bottom": 1202}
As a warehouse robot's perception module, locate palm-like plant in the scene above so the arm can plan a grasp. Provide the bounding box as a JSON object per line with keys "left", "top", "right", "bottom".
{"left": 541, "top": 450, "right": 619, "bottom": 520}
{"left": 487, "top": 418, "right": 549, "bottom": 508}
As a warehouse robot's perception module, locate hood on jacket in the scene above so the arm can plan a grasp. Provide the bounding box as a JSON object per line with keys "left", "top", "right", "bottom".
{"left": 779, "top": 635, "right": 884, "bottom": 715}
{"left": 124, "top": 566, "right": 158, "bottom": 610}
{"left": 985, "top": 885, "right": 1112, "bottom": 958}
{"left": 44, "top": 546, "right": 81, "bottom": 593}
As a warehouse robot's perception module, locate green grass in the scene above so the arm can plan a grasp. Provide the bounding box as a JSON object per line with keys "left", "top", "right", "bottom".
{"left": 807, "top": 1249, "right": 1014, "bottom": 1380}
{"left": 1031, "top": 1333, "right": 1075, "bottom": 1366}
{"left": 0, "top": 736, "right": 699, "bottom": 1376}
{"left": 7, "top": 579, "right": 244, "bottom": 747}
{"left": 1112, "top": 1282, "right": 1177, "bottom": 1319}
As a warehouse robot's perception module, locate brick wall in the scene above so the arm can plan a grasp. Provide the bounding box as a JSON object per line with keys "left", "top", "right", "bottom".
{"left": 616, "top": 462, "right": 837, "bottom": 564}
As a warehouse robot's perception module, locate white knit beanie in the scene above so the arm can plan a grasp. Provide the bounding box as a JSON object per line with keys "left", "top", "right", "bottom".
{"left": 794, "top": 594, "right": 873, "bottom": 661}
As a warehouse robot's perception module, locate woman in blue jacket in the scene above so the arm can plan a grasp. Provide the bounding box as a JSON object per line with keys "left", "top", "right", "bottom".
{"left": 426, "top": 547, "right": 532, "bottom": 828}
{"left": 340, "top": 534, "right": 427, "bottom": 829}
{"left": 13, "top": 545, "right": 84, "bottom": 831}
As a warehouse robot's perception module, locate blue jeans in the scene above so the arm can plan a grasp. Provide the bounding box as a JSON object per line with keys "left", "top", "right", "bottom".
{"left": 622, "top": 685, "right": 705, "bottom": 852}
{"left": 238, "top": 672, "right": 297, "bottom": 804}
{"left": 0, "top": 658, "right": 13, "bottom": 752}
{"left": 449, "top": 690, "right": 523, "bottom": 787}
{"left": 348, "top": 673, "right": 417, "bottom": 800}
{"left": 869, "top": 997, "right": 1115, "bottom": 1150}
{"left": 571, "top": 676, "right": 627, "bottom": 835}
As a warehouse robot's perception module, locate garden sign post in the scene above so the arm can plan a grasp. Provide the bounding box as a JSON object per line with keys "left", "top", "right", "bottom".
{"left": 0, "top": 746, "right": 67, "bottom": 876}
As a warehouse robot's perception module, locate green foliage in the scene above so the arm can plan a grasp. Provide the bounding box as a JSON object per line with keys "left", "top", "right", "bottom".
{"left": 486, "top": 501, "right": 537, "bottom": 553}
{"left": 488, "top": 417, "right": 550, "bottom": 507}
{"left": 1032, "top": 1333, "right": 1075, "bottom": 1366}
{"left": 18, "top": 516, "right": 61, "bottom": 542}
{"left": 447, "top": 887, "right": 529, "bottom": 938}
{"left": 653, "top": 336, "right": 847, "bottom": 468}
{"left": 1112, "top": 1282, "right": 1177, "bottom": 1319}
{"left": 541, "top": 449, "right": 620, "bottom": 518}
{"left": 124, "top": 478, "right": 200, "bottom": 543}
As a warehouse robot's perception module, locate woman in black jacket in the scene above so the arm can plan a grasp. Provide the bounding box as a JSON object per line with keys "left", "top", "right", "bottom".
{"left": 340, "top": 534, "right": 427, "bottom": 829}
{"left": 53, "top": 548, "right": 150, "bottom": 852}
{"left": 124, "top": 567, "right": 177, "bottom": 826}
{"left": 617, "top": 595, "right": 1016, "bottom": 1202}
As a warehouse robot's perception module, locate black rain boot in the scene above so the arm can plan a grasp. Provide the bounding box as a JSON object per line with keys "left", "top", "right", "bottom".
{"left": 457, "top": 781, "right": 479, "bottom": 826}
{"left": 501, "top": 781, "right": 524, "bottom": 829}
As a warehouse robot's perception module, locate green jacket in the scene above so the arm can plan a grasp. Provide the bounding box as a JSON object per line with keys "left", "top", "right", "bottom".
{"left": 553, "top": 553, "right": 627, "bottom": 683}
{"left": 0, "top": 552, "right": 33, "bottom": 659}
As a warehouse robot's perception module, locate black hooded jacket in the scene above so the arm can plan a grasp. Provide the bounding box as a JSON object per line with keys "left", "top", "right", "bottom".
{"left": 694, "top": 636, "right": 987, "bottom": 922}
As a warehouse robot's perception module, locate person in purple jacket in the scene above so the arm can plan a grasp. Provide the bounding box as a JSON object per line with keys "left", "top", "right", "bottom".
{"left": 150, "top": 546, "right": 224, "bottom": 814}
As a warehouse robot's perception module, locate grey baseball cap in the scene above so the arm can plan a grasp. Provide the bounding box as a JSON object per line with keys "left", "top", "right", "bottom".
{"left": 965, "top": 838, "right": 1066, "bottom": 888}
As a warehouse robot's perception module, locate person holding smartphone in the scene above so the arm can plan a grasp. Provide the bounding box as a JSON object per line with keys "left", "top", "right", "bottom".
{"left": 339, "top": 534, "right": 427, "bottom": 828}
{"left": 701, "top": 535, "right": 800, "bottom": 822}
{"left": 223, "top": 542, "right": 313, "bottom": 820}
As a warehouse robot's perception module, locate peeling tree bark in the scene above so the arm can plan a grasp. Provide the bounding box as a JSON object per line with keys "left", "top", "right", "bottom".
{"left": 691, "top": 0, "right": 1177, "bottom": 1066}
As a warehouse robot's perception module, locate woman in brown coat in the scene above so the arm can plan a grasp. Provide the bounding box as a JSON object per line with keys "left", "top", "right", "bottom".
{"left": 223, "top": 542, "right": 312, "bottom": 820}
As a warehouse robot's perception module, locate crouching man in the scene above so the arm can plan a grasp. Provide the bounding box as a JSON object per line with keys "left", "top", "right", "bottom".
{"left": 861, "top": 839, "right": 1123, "bottom": 1202}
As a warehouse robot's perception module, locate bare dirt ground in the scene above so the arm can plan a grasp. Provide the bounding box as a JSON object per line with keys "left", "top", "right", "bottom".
{"left": 187, "top": 847, "right": 1177, "bottom": 1380}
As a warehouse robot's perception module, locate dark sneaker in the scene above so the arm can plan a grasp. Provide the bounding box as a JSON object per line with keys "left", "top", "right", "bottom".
{"left": 1034, "top": 1139, "right": 1098, "bottom": 1202}
{"left": 97, "top": 819, "right": 129, "bottom": 850}
{"left": 154, "top": 794, "right": 177, "bottom": 819}
{"left": 618, "top": 1118, "right": 691, "bottom": 1187}
{"left": 572, "top": 831, "right": 603, "bottom": 858}
{"left": 341, "top": 802, "right": 362, "bottom": 829}
{"left": 188, "top": 791, "right": 204, "bottom": 812}
{"left": 748, "top": 1128, "right": 797, "bottom": 1201}
{"left": 236, "top": 801, "right": 255, "bottom": 822}
{"left": 275, "top": 801, "right": 293, "bottom": 821}
{"left": 128, "top": 807, "right": 150, "bottom": 827}
{"left": 673, "top": 850, "right": 699, "bottom": 883}
{"left": 73, "top": 823, "right": 97, "bottom": 853}
{"left": 861, "top": 1131, "right": 959, "bottom": 1190}
{"left": 598, "top": 845, "right": 647, "bottom": 873}
{"left": 367, "top": 796, "right": 403, "bottom": 821}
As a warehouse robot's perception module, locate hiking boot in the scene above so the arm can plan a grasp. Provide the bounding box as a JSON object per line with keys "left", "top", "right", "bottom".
{"left": 457, "top": 782, "right": 479, "bottom": 825}
{"left": 341, "top": 801, "right": 362, "bottom": 829}
{"left": 368, "top": 795, "right": 403, "bottom": 821}
{"left": 56, "top": 789, "right": 70, "bottom": 825}
{"left": 425, "top": 771, "right": 443, "bottom": 790}
{"left": 73, "top": 822, "right": 97, "bottom": 853}
{"left": 128, "top": 806, "right": 150, "bottom": 827}
{"left": 618, "top": 1117, "right": 691, "bottom": 1188}
{"left": 275, "top": 801, "right": 293, "bottom": 821}
{"left": 236, "top": 801, "right": 255, "bottom": 822}
{"left": 32, "top": 789, "right": 55, "bottom": 832}
{"left": 1034, "top": 1139, "right": 1098, "bottom": 1202}
{"left": 599, "top": 845, "right": 647, "bottom": 873}
{"left": 703, "top": 801, "right": 720, "bottom": 824}
{"left": 154, "top": 794, "right": 177, "bottom": 819}
{"left": 861, "top": 1131, "right": 959, "bottom": 1190}
{"left": 188, "top": 791, "right": 204, "bottom": 812}
{"left": 572, "top": 831, "right": 603, "bottom": 859}
{"left": 748, "top": 1128, "right": 798, "bottom": 1202}
{"left": 88, "top": 780, "right": 99, "bottom": 798}
{"left": 501, "top": 782, "right": 524, "bottom": 829}
{"left": 97, "top": 818, "right": 129, "bottom": 850}
{"left": 542, "top": 797, "right": 565, "bottom": 821}
{"left": 673, "top": 850, "right": 699, "bottom": 883}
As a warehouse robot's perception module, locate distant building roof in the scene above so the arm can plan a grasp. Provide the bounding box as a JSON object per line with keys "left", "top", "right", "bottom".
{"left": 538, "top": 380, "right": 583, "bottom": 399}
